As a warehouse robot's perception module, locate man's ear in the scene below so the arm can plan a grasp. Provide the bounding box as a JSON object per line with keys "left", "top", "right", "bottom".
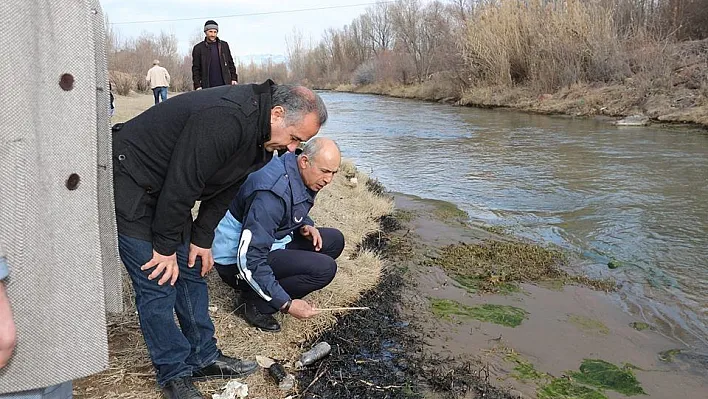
{"left": 270, "top": 106, "right": 284, "bottom": 124}
{"left": 298, "top": 155, "right": 310, "bottom": 169}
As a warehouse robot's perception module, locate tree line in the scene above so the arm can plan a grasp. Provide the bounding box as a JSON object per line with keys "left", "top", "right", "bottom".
{"left": 108, "top": 0, "right": 708, "bottom": 97}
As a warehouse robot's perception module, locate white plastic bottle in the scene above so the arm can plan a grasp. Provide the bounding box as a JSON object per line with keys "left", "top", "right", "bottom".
{"left": 295, "top": 342, "right": 332, "bottom": 367}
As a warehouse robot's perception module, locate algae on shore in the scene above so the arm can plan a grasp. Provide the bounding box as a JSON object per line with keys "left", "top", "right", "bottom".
{"left": 505, "top": 353, "right": 609, "bottom": 399}
{"left": 430, "top": 298, "right": 528, "bottom": 327}
{"left": 506, "top": 353, "right": 548, "bottom": 382}
{"left": 538, "top": 378, "right": 608, "bottom": 399}
{"left": 426, "top": 241, "right": 616, "bottom": 294}
{"left": 570, "top": 359, "right": 645, "bottom": 396}
{"left": 505, "top": 353, "right": 645, "bottom": 399}
{"left": 567, "top": 314, "right": 610, "bottom": 335}
{"left": 658, "top": 349, "right": 682, "bottom": 363}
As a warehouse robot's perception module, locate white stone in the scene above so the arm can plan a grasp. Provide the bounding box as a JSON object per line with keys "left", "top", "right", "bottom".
{"left": 615, "top": 114, "right": 650, "bottom": 126}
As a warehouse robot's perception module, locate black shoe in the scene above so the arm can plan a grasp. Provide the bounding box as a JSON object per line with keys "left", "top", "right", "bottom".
{"left": 162, "top": 377, "right": 204, "bottom": 399}
{"left": 243, "top": 301, "right": 281, "bottom": 332}
{"left": 192, "top": 353, "right": 259, "bottom": 381}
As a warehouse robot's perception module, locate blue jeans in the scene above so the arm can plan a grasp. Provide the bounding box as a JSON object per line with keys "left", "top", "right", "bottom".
{"left": 152, "top": 87, "right": 167, "bottom": 104}
{"left": 0, "top": 382, "right": 71, "bottom": 399}
{"left": 118, "top": 234, "right": 219, "bottom": 386}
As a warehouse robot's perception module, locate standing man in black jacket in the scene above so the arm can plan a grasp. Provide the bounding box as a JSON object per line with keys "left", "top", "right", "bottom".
{"left": 192, "top": 20, "right": 238, "bottom": 90}
{"left": 112, "top": 80, "right": 327, "bottom": 399}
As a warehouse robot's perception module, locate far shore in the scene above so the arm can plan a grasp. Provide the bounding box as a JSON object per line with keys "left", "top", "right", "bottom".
{"left": 317, "top": 82, "right": 708, "bottom": 130}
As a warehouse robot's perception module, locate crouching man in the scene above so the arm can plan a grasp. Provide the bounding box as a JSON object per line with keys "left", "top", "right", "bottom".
{"left": 212, "top": 138, "right": 344, "bottom": 332}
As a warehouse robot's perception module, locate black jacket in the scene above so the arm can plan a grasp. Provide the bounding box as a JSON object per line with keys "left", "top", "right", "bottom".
{"left": 112, "top": 81, "right": 274, "bottom": 256}
{"left": 192, "top": 38, "right": 238, "bottom": 90}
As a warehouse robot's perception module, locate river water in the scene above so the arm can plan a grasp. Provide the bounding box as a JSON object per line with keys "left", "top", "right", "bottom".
{"left": 317, "top": 91, "right": 708, "bottom": 349}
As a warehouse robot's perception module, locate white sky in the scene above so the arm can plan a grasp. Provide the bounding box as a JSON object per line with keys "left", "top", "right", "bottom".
{"left": 100, "top": 0, "right": 407, "bottom": 58}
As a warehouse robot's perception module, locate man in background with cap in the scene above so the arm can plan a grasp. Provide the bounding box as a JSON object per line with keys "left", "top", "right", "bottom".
{"left": 191, "top": 20, "right": 238, "bottom": 90}
{"left": 146, "top": 59, "right": 171, "bottom": 105}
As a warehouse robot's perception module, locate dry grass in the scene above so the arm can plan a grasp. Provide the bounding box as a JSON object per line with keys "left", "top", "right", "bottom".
{"left": 75, "top": 93, "right": 393, "bottom": 398}
{"left": 465, "top": 0, "right": 626, "bottom": 91}
{"left": 332, "top": 2, "right": 708, "bottom": 128}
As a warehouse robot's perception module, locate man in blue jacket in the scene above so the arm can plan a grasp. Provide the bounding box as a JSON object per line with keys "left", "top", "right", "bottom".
{"left": 212, "top": 138, "right": 344, "bottom": 331}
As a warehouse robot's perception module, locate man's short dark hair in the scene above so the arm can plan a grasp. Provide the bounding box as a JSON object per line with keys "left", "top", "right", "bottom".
{"left": 271, "top": 85, "right": 328, "bottom": 127}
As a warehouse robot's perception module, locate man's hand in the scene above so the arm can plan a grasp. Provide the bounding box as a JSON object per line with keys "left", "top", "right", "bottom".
{"left": 286, "top": 299, "right": 320, "bottom": 320}
{"left": 189, "top": 244, "right": 214, "bottom": 277}
{"left": 141, "top": 250, "right": 179, "bottom": 286}
{"left": 0, "top": 283, "right": 17, "bottom": 369}
{"left": 299, "top": 225, "right": 322, "bottom": 251}
{"left": 231, "top": 80, "right": 238, "bottom": 85}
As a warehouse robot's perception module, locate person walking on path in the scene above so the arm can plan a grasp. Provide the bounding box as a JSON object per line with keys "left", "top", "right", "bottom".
{"left": 146, "top": 59, "right": 170, "bottom": 104}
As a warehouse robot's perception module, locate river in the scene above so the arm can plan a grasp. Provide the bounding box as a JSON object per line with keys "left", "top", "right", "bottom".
{"left": 317, "top": 91, "right": 708, "bottom": 349}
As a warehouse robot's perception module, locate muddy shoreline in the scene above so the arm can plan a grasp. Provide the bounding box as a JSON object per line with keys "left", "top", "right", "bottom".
{"left": 300, "top": 192, "right": 708, "bottom": 398}
{"left": 297, "top": 212, "right": 515, "bottom": 399}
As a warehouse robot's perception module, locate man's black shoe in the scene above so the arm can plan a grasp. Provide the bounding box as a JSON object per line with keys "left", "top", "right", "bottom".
{"left": 192, "top": 353, "right": 259, "bottom": 381}
{"left": 162, "top": 377, "right": 204, "bottom": 399}
{"left": 243, "top": 301, "right": 281, "bottom": 332}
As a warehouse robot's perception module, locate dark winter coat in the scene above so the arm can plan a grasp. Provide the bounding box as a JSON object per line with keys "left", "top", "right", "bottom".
{"left": 112, "top": 80, "right": 275, "bottom": 256}
{"left": 191, "top": 37, "right": 238, "bottom": 89}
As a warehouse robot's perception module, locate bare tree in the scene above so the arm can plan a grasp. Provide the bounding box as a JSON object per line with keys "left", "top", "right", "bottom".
{"left": 286, "top": 28, "right": 307, "bottom": 82}
{"left": 365, "top": 2, "right": 394, "bottom": 54}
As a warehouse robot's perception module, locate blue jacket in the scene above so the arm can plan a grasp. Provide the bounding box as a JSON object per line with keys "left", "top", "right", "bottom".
{"left": 212, "top": 152, "right": 315, "bottom": 310}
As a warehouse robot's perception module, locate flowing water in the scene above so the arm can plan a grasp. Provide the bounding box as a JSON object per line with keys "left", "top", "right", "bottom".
{"left": 318, "top": 91, "right": 708, "bottom": 349}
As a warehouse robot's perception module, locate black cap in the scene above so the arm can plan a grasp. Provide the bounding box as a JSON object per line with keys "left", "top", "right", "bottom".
{"left": 204, "top": 20, "right": 219, "bottom": 32}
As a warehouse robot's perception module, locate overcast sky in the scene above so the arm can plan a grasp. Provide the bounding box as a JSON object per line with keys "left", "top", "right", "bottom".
{"left": 100, "top": 0, "right": 401, "bottom": 59}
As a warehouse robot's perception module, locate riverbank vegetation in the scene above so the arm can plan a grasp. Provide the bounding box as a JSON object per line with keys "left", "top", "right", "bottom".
{"left": 107, "top": 1, "right": 707, "bottom": 126}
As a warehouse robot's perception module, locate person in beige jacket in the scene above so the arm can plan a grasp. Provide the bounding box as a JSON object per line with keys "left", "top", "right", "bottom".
{"left": 0, "top": 0, "right": 122, "bottom": 397}
{"left": 146, "top": 59, "right": 171, "bottom": 105}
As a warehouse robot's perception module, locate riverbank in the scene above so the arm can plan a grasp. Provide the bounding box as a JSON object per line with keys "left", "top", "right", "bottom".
{"left": 395, "top": 194, "right": 707, "bottom": 398}
{"left": 81, "top": 92, "right": 707, "bottom": 398}
{"left": 328, "top": 81, "right": 708, "bottom": 129}
{"left": 300, "top": 192, "right": 707, "bottom": 398}
{"left": 325, "top": 37, "right": 708, "bottom": 129}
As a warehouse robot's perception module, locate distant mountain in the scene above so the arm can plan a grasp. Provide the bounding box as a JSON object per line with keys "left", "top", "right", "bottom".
{"left": 235, "top": 54, "right": 288, "bottom": 65}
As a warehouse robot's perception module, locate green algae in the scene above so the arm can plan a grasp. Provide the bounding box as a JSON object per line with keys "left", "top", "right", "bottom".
{"left": 570, "top": 359, "right": 645, "bottom": 396}
{"left": 430, "top": 298, "right": 528, "bottom": 327}
{"left": 428, "top": 199, "right": 468, "bottom": 221}
{"left": 479, "top": 224, "right": 508, "bottom": 235}
{"left": 503, "top": 354, "right": 644, "bottom": 399}
{"left": 538, "top": 378, "right": 608, "bottom": 399}
{"left": 607, "top": 259, "right": 622, "bottom": 269}
{"left": 393, "top": 208, "right": 416, "bottom": 223}
{"left": 567, "top": 314, "right": 610, "bottom": 335}
{"left": 425, "top": 241, "right": 616, "bottom": 294}
{"left": 658, "top": 349, "right": 682, "bottom": 363}
{"left": 506, "top": 353, "right": 547, "bottom": 382}
{"left": 452, "top": 274, "right": 520, "bottom": 295}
